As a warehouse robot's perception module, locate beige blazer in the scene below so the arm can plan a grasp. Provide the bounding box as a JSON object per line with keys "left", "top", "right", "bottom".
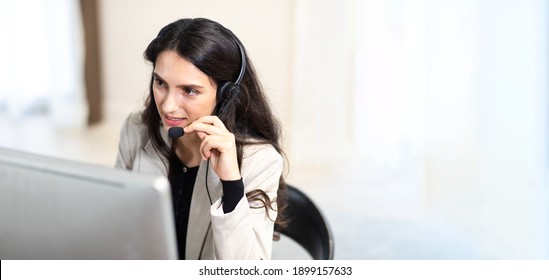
{"left": 115, "top": 112, "right": 282, "bottom": 260}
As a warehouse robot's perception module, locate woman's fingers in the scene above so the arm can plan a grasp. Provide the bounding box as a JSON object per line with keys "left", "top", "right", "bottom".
{"left": 184, "top": 122, "right": 224, "bottom": 138}
{"left": 183, "top": 115, "right": 240, "bottom": 180}
{"left": 184, "top": 115, "right": 227, "bottom": 135}
{"left": 199, "top": 134, "right": 234, "bottom": 159}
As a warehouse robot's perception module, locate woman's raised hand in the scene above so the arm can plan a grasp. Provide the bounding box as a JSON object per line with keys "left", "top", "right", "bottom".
{"left": 184, "top": 116, "right": 241, "bottom": 181}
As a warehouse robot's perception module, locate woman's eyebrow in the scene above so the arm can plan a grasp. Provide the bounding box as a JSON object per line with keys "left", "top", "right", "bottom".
{"left": 152, "top": 72, "right": 205, "bottom": 89}
{"left": 152, "top": 72, "right": 165, "bottom": 82}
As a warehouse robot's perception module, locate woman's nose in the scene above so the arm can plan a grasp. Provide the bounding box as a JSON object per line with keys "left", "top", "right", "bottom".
{"left": 162, "top": 91, "right": 179, "bottom": 113}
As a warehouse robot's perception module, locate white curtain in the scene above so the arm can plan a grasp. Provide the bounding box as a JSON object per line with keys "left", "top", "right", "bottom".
{"left": 291, "top": 0, "right": 548, "bottom": 258}
{"left": 0, "top": 0, "right": 86, "bottom": 128}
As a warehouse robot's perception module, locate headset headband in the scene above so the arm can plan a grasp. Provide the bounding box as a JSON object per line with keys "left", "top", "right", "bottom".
{"left": 234, "top": 40, "right": 246, "bottom": 85}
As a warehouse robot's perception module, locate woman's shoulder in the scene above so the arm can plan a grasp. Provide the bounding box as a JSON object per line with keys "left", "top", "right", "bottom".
{"left": 120, "top": 110, "right": 150, "bottom": 148}
{"left": 125, "top": 110, "right": 146, "bottom": 129}
{"left": 242, "top": 141, "right": 281, "bottom": 160}
{"left": 241, "top": 141, "right": 283, "bottom": 172}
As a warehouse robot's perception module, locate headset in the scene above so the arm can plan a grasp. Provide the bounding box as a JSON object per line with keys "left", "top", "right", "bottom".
{"left": 215, "top": 38, "right": 247, "bottom": 117}
{"left": 205, "top": 38, "right": 246, "bottom": 205}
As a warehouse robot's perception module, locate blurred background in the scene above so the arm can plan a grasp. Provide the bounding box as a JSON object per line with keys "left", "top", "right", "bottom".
{"left": 1, "top": 0, "right": 548, "bottom": 259}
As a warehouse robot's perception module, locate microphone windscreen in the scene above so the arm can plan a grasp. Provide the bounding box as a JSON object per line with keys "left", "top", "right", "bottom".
{"left": 168, "top": 127, "right": 184, "bottom": 139}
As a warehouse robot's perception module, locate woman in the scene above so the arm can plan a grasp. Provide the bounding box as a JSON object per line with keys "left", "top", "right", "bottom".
{"left": 115, "top": 18, "right": 286, "bottom": 260}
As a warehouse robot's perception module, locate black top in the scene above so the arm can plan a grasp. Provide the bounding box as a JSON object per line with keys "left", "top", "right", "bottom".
{"left": 170, "top": 159, "right": 199, "bottom": 259}
{"left": 169, "top": 158, "right": 244, "bottom": 260}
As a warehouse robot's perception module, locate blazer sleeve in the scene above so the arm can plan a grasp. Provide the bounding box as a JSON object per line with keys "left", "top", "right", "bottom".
{"left": 209, "top": 144, "right": 283, "bottom": 260}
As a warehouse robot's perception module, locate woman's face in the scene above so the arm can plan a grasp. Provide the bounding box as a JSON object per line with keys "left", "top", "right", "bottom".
{"left": 152, "top": 50, "right": 217, "bottom": 133}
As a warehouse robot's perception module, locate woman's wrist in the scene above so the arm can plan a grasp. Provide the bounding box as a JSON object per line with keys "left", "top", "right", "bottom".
{"left": 220, "top": 171, "right": 241, "bottom": 181}
{"left": 221, "top": 178, "right": 244, "bottom": 213}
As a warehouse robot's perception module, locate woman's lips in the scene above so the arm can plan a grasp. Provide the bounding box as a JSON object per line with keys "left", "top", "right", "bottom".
{"left": 164, "top": 115, "right": 185, "bottom": 127}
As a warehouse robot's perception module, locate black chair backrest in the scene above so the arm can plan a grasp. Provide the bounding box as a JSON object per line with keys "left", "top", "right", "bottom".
{"left": 275, "top": 184, "right": 334, "bottom": 260}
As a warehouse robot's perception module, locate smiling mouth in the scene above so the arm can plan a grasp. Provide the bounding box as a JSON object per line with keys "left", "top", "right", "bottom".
{"left": 166, "top": 115, "right": 184, "bottom": 121}
{"left": 164, "top": 115, "right": 186, "bottom": 126}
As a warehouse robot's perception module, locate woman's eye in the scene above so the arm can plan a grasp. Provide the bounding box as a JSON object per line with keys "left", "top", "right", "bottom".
{"left": 184, "top": 87, "right": 198, "bottom": 96}
{"left": 154, "top": 78, "right": 166, "bottom": 88}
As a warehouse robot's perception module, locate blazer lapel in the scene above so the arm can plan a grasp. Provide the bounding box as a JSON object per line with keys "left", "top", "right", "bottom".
{"left": 135, "top": 139, "right": 168, "bottom": 176}
{"left": 186, "top": 160, "right": 222, "bottom": 259}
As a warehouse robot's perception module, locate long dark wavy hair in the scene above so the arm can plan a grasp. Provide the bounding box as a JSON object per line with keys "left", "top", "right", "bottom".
{"left": 142, "top": 18, "right": 287, "bottom": 235}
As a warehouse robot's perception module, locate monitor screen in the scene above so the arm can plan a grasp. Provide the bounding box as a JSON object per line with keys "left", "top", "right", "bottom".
{"left": 0, "top": 147, "right": 177, "bottom": 259}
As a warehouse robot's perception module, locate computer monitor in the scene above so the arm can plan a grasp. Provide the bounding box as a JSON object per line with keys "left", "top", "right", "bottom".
{"left": 0, "top": 147, "right": 177, "bottom": 259}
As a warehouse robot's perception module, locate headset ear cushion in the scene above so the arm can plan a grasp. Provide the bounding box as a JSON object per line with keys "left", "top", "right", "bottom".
{"left": 229, "top": 84, "right": 241, "bottom": 96}
{"left": 217, "top": 81, "right": 232, "bottom": 103}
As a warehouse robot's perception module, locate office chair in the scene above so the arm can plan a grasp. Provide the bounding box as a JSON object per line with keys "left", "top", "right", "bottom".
{"left": 275, "top": 184, "right": 334, "bottom": 260}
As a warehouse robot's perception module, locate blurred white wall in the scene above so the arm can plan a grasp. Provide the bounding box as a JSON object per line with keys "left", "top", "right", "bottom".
{"left": 290, "top": 0, "right": 549, "bottom": 259}
{"left": 0, "top": 0, "right": 86, "bottom": 127}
